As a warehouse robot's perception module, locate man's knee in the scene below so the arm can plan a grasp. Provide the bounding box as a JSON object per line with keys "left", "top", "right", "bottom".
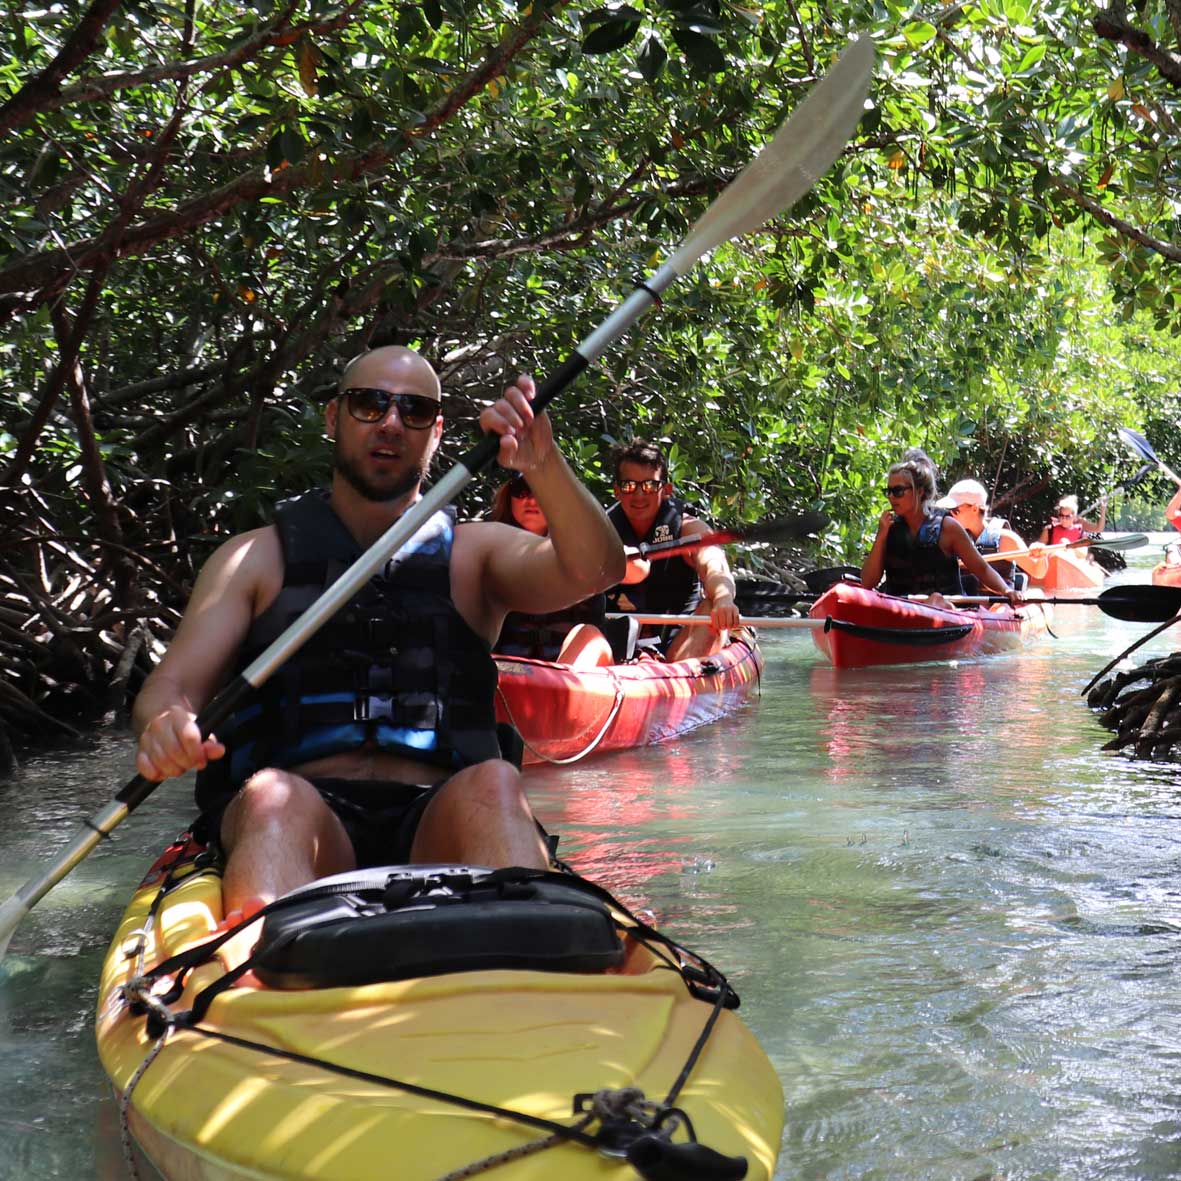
{"left": 226, "top": 768, "right": 322, "bottom": 828}
{"left": 440, "top": 759, "right": 527, "bottom": 812}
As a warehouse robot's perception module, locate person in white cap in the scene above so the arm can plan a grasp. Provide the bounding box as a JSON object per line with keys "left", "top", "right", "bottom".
{"left": 935, "top": 479, "right": 1047, "bottom": 592}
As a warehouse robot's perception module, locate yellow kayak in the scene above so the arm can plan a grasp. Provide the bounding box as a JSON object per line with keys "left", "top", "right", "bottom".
{"left": 97, "top": 834, "right": 784, "bottom": 1180}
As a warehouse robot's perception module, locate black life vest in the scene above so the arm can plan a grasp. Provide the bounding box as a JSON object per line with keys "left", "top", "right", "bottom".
{"left": 882, "top": 513, "right": 964, "bottom": 596}
{"left": 605, "top": 498, "right": 702, "bottom": 617}
{"left": 194, "top": 492, "right": 501, "bottom": 816}
{"left": 497, "top": 593, "right": 608, "bottom": 662}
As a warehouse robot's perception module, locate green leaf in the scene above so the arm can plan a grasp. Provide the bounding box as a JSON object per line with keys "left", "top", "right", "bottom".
{"left": 902, "top": 21, "right": 937, "bottom": 47}
{"left": 582, "top": 20, "right": 641, "bottom": 54}
{"left": 637, "top": 34, "right": 667, "bottom": 82}
{"left": 672, "top": 28, "right": 726, "bottom": 73}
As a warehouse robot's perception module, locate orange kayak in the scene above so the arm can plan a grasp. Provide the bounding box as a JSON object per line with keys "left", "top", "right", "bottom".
{"left": 1029, "top": 549, "right": 1105, "bottom": 592}
{"left": 494, "top": 636, "right": 763, "bottom": 764}
{"left": 1151, "top": 560, "right": 1181, "bottom": 588}
{"left": 809, "top": 583, "right": 1051, "bottom": 668}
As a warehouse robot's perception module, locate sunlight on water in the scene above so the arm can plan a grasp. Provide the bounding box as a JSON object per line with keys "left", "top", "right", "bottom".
{"left": 3, "top": 549, "right": 1181, "bottom": 1179}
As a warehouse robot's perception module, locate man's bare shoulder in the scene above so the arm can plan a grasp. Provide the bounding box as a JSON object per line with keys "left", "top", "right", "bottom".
{"left": 193, "top": 524, "right": 283, "bottom": 606}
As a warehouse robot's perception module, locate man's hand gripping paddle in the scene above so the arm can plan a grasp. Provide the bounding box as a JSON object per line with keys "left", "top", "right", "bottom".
{"left": 0, "top": 38, "right": 875, "bottom": 962}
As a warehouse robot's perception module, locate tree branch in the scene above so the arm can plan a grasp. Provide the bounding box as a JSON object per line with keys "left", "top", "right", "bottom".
{"left": 5, "top": 1, "right": 369, "bottom": 126}
{"left": 0, "top": 1, "right": 563, "bottom": 314}
{"left": 1049, "top": 173, "right": 1181, "bottom": 262}
{"left": 1091, "top": 9, "right": 1181, "bottom": 87}
{"left": 0, "top": 0, "right": 122, "bottom": 132}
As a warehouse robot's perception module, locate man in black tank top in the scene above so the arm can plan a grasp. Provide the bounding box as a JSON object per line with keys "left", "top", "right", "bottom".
{"left": 605, "top": 438, "right": 741, "bottom": 661}
{"left": 131, "top": 347, "right": 626, "bottom": 936}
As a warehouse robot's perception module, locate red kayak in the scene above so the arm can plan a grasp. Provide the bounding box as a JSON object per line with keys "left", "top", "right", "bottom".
{"left": 494, "top": 636, "right": 763, "bottom": 764}
{"left": 808, "top": 583, "right": 1051, "bottom": 669}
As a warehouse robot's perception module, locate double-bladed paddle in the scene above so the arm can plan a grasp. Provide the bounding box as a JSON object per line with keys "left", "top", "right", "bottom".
{"left": 0, "top": 38, "right": 876, "bottom": 961}
{"left": 723, "top": 580, "right": 1181, "bottom": 625}
{"left": 979, "top": 532, "right": 1147, "bottom": 565}
{"left": 624, "top": 511, "right": 828, "bottom": 563}
{"left": 1119, "top": 427, "right": 1181, "bottom": 489}
{"left": 613, "top": 586, "right": 1181, "bottom": 627}
{"left": 946, "top": 585, "right": 1181, "bottom": 624}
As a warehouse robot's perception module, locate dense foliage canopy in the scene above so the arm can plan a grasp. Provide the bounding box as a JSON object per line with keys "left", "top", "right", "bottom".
{"left": 1, "top": 0, "right": 1179, "bottom": 748}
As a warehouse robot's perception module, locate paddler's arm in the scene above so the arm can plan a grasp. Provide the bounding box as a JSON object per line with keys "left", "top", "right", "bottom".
{"left": 478, "top": 375, "right": 625, "bottom": 616}
{"left": 999, "top": 529, "right": 1048, "bottom": 579}
{"left": 860, "top": 509, "right": 893, "bottom": 590}
{"left": 683, "top": 517, "right": 740, "bottom": 632}
{"left": 1079, "top": 497, "right": 1106, "bottom": 533}
{"left": 132, "top": 528, "right": 275, "bottom": 782}
{"left": 943, "top": 517, "right": 1020, "bottom": 603}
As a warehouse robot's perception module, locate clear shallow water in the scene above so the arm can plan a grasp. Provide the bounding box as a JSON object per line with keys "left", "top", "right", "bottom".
{"left": 3, "top": 552, "right": 1181, "bottom": 1180}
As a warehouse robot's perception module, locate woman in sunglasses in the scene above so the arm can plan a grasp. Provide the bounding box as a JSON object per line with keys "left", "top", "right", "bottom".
{"left": 1036, "top": 494, "right": 1106, "bottom": 546}
{"left": 486, "top": 475, "right": 614, "bottom": 667}
{"left": 860, "top": 450, "right": 1021, "bottom": 605}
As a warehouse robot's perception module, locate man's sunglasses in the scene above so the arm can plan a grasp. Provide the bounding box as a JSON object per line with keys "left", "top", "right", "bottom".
{"left": 341, "top": 387, "right": 439, "bottom": 429}
{"left": 617, "top": 479, "right": 663, "bottom": 494}
{"left": 884, "top": 484, "right": 913, "bottom": 498}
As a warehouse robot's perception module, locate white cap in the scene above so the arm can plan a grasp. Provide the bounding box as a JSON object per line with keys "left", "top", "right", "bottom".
{"left": 943, "top": 479, "right": 988, "bottom": 508}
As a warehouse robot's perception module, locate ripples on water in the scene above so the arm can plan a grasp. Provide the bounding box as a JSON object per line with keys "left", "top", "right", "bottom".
{"left": 3, "top": 557, "right": 1181, "bottom": 1179}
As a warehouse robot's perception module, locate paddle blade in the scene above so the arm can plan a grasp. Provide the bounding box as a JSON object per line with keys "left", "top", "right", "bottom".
{"left": 1118, "top": 426, "right": 1158, "bottom": 466}
{"left": 737, "top": 510, "right": 829, "bottom": 545}
{"left": 1125, "top": 463, "right": 1156, "bottom": 490}
{"left": 1093, "top": 532, "right": 1149, "bottom": 552}
{"left": 1097, "top": 584, "right": 1181, "bottom": 622}
{"left": 802, "top": 566, "right": 861, "bottom": 594}
{"left": 664, "top": 37, "right": 874, "bottom": 274}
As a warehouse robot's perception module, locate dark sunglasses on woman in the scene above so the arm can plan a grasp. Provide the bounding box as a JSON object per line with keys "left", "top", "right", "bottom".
{"left": 341, "top": 387, "right": 439, "bottom": 429}
{"left": 509, "top": 476, "right": 533, "bottom": 499}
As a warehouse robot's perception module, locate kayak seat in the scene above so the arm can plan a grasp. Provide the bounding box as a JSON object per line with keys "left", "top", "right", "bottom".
{"left": 251, "top": 866, "right": 625, "bottom": 990}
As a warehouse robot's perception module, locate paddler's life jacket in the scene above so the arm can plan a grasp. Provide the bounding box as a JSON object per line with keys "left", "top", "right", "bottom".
{"left": 496, "top": 593, "right": 608, "bottom": 662}
{"left": 882, "top": 513, "right": 964, "bottom": 597}
{"left": 605, "top": 498, "right": 702, "bottom": 636}
{"left": 1047, "top": 521, "right": 1085, "bottom": 545}
{"left": 194, "top": 492, "right": 501, "bottom": 816}
{"left": 972, "top": 517, "right": 1016, "bottom": 587}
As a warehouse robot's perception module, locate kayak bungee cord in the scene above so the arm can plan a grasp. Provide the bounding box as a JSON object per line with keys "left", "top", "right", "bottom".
{"left": 115, "top": 857, "right": 748, "bottom": 1181}
{"left": 495, "top": 668, "right": 626, "bottom": 764}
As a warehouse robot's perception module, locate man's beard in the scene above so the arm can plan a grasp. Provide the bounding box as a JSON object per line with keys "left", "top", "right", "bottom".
{"left": 334, "top": 443, "right": 430, "bottom": 503}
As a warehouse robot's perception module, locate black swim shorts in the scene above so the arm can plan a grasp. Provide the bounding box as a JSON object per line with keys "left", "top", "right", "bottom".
{"left": 195, "top": 776, "right": 445, "bottom": 868}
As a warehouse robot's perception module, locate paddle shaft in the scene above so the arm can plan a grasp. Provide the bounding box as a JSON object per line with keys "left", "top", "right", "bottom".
{"left": 0, "top": 42, "right": 877, "bottom": 956}
{"left": 607, "top": 612, "right": 822, "bottom": 629}
{"left": 980, "top": 534, "right": 1141, "bottom": 565}
{"left": 1081, "top": 464, "right": 1155, "bottom": 518}
{"left": 1154, "top": 459, "right": 1181, "bottom": 488}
